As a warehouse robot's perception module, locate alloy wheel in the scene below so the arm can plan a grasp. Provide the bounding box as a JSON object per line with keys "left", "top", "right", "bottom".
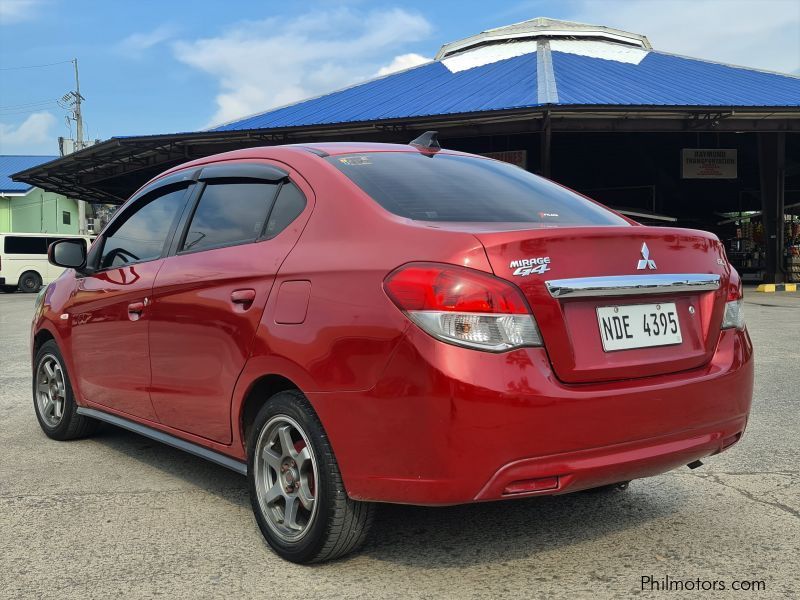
{"left": 254, "top": 415, "right": 319, "bottom": 542}
{"left": 36, "top": 354, "right": 66, "bottom": 428}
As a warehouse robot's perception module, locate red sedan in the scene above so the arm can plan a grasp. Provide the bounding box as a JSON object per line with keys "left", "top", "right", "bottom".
{"left": 32, "top": 136, "right": 753, "bottom": 563}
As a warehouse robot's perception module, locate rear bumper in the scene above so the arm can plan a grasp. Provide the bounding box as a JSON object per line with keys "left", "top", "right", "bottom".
{"left": 475, "top": 416, "right": 745, "bottom": 500}
{"left": 309, "top": 326, "right": 754, "bottom": 506}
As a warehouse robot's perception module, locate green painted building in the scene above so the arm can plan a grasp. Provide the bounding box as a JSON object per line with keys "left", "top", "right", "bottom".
{"left": 0, "top": 155, "right": 80, "bottom": 234}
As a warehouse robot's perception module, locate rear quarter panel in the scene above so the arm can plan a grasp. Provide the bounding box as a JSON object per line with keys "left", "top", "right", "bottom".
{"left": 229, "top": 153, "right": 493, "bottom": 453}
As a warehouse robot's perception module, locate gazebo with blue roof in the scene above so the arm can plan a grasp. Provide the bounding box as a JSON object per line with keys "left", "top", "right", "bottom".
{"left": 213, "top": 17, "right": 799, "bottom": 133}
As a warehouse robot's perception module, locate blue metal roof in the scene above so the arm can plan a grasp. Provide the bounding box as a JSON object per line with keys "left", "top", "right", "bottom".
{"left": 553, "top": 51, "right": 800, "bottom": 106}
{"left": 213, "top": 44, "right": 800, "bottom": 133}
{"left": 1, "top": 155, "right": 57, "bottom": 194}
{"left": 215, "top": 55, "right": 539, "bottom": 131}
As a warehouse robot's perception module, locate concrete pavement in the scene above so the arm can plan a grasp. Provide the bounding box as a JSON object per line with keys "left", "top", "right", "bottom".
{"left": 1, "top": 291, "right": 798, "bottom": 599}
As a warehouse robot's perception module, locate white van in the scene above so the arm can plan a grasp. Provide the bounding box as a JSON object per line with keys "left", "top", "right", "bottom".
{"left": 0, "top": 233, "right": 95, "bottom": 293}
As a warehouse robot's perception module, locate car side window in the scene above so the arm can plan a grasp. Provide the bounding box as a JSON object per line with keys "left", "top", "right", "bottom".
{"left": 100, "top": 186, "right": 188, "bottom": 269}
{"left": 264, "top": 182, "right": 307, "bottom": 239}
{"left": 180, "top": 181, "right": 279, "bottom": 252}
{"left": 4, "top": 236, "right": 47, "bottom": 254}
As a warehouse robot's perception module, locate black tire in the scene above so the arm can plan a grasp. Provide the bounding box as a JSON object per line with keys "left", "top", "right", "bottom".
{"left": 247, "top": 390, "right": 375, "bottom": 563}
{"left": 32, "top": 339, "right": 99, "bottom": 440}
{"left": 19, "top": 271, "right": 42, "bottom": 293}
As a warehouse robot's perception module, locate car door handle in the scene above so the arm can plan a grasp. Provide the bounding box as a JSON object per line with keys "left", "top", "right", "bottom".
{"left": 127, "top": 301, "right": 145, "bottom": 321}
{"left": 231, "top": 289, "right": 256, "bottom": 307}
{"left": 128, "top": 301, "right": 145, "bottom": 313}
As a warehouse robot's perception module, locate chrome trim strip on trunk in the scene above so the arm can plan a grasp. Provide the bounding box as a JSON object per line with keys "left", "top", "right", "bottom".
{"left": 76, "top": 407, "right": 247, "bottom": 475}
{"left": 545, "top": 274, "right": 721, "bottom": 298}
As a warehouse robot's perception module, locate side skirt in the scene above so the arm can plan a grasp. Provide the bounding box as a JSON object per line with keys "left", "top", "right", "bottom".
{"left": 77, "top": 407, "right": 247, "bottom": 476}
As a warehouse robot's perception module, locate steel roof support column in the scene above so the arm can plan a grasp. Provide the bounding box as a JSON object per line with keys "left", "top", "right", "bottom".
{"left": 536, "top": 39, "right": 557, "bottom": 179}
{"left": 540, "top": 110, "right": 552, "bottom": 178}
{"left": 757, "top": 132, "right": 786, "bottom": 284}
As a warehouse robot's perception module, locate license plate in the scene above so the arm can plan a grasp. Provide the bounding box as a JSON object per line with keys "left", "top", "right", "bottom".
{"left": 596, "top": 302, "right": 682, "bottom": 352}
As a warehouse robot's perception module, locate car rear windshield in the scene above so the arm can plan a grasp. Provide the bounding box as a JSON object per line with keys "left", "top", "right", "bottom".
{"left": 326, "top": 152, "right": 627, "bottom": 225}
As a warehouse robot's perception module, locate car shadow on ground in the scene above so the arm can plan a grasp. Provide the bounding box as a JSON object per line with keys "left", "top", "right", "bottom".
{"left": 88, "top": 424, "right": 250, "bottom": 508}
{"left": 89, "top": 422, "right": 686, "bottom": 566}
{"left": 359, "top": 486, "right": 684, "bottom": 567}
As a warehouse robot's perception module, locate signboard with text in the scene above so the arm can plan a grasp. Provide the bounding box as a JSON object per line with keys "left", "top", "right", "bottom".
{"left": 681, "top": 149, "right": 737, "bottom": 179}
{"left": 480, "top": 150, "right": 527, "bottom": 169}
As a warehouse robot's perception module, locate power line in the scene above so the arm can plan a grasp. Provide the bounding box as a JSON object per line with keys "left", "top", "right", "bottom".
{"left": 0, "top": 98, "right": 61, "bottom": 116}
{"left": 0, "top": 60, "right": 74, "bottom": 71}
{"left": 0, "top": 106, "right": 59, "bottom": 116}
{"left": 0, "top": 98, "right": 60, "bottom": 110}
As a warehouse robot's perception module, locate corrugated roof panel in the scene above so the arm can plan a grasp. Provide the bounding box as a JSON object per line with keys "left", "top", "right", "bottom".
{"left": 213, "top": 40, "right": 800, "bottom": 132}
{"left": 214, "top": 55, "right": 541, "bottom": 131}
{"left": 0, "top": 155, "right": 58, "bottom": 193}
{"left": 553, "top": 50, "right": 800, "bottom": 106}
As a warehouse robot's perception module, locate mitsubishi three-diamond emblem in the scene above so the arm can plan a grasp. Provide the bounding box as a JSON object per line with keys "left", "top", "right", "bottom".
{"left": 636, "top": 242, "right": 657, "bottom": 270}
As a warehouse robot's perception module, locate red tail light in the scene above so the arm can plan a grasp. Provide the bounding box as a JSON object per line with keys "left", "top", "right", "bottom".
{"left": 384, "top": 262, "right": 542, "bottom": 352}
{"left": 722, "top": 268, "right": 745, "bottom": 330}
{"left": 727, "top": 271, "right": 743, "bottom": 302}
{"left": 385, "top": 263, "right": 530, "bottom": 314}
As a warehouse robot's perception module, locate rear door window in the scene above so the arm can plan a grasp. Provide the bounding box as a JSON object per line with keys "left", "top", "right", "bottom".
{"left": 326, "top": 152, "right": 627, "bottom": 226}
{"left": 180, "top": 181, "right": 280, "bottom": 252}
{"left": 263, "top": 182, "right": 306, "bottom": 239}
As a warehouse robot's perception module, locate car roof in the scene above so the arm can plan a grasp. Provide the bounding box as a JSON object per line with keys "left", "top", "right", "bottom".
{"left": 153, "top": 142, "right": 476, "bottom": 182}
{"left": 289, "top": 142, "right": 448, "bottom": 156}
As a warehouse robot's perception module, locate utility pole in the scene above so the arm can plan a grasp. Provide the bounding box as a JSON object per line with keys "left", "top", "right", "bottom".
{"left": 71, "top": 58, "right": 88, "bottom": 234}
{"left": 72, "top": 59, "right": 84, "bottom": 151}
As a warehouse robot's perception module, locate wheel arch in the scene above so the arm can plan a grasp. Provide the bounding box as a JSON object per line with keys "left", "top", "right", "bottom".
{"left": 33, "top": 328, "right": 56, "bottom": 358}
{"left": 31, "top": 322, "right": 73, "bottom": 390}
{"left": 238, "top": 373, "right": 303, "bottom": 452}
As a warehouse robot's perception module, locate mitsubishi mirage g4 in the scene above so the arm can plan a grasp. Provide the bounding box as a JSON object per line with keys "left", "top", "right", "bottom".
{"left": 32, "top": 136, "right": 753, "bottom": 563}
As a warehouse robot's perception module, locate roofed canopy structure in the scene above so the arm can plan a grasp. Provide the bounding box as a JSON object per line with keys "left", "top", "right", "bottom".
{"left": 14, "top": 17, "right": 799, "bottom": 204}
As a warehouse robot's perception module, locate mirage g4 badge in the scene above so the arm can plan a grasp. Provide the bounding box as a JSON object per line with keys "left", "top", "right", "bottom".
{"left": 510, "top": 256, "right": 551, "bottom": 276}
{"left": 637, "top": 242, "right": 657, "bottom": 270}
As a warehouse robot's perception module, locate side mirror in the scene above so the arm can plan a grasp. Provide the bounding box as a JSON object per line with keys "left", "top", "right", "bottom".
{"left": 48, "top": 239, "right": 87, "bottom": 270}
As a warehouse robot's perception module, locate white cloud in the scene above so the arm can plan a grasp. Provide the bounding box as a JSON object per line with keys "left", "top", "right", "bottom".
{"left": 376, "top": 53, "right": 431, "bottom": 77}
{"left": 173, "top": 7, "right": 433, "bottom": 127}
{"left": 0, "top": 112, "right": 57, "bottom": 154}
{"left": 0, "top": 0, "right": 46, "bottom": 24}
{"left": 117, "top": 25, "right": 176, "bottom": 58}
{"left": 568, "top": 0, "right": 800, "bottom": 74}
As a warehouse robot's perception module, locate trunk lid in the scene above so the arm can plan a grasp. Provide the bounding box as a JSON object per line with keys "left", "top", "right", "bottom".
{"left": 472, "top": 225, "right": 730, "bottom": 383}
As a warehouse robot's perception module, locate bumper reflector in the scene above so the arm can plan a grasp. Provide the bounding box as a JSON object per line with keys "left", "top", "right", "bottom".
{"left": 722, "top": 432, "right": 742, "bottom": 449}
{"left": 503, "top": 476, "right": 560, "bottom": 495}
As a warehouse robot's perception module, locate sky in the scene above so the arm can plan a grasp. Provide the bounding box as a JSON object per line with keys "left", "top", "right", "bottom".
{"left": 1, "top": 0, "right": 799, "bottom": 155}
